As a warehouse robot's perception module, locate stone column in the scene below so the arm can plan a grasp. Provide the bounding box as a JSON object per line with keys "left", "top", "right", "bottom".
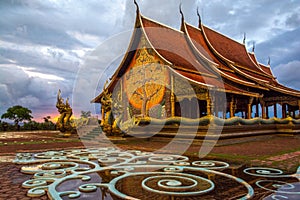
{"left": 206, "top": 93, "right": 212, "bottom": 116}
{"left": 260, "top": 99, "right": 266, "bottom": 119}
{"left": 293, "top": 111, "right": 296, "bottom": 118}
{"left": 282, "top": 103, "right": 287, "bottom": 118}
{"left": 170, "top": 74, "right": 175, "bottom": 117}
{"left": 230, "top": 96, "right": 234, "bottom": 118}
{"left": 247, "top": 97, "right": 253, "bottom": 119}
{"left": 274, "top": 104, "right": 277, "bottom": 118}
{"left": 211, "top": 96, "right": 215, "bottom": 116}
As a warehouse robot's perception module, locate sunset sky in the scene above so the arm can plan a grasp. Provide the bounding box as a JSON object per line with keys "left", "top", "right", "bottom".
{"left": 0, "top": 0, "right": 300, "bottom": 121}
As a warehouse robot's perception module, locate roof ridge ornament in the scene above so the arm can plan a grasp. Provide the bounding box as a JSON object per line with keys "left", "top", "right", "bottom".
{"left": 179, "top": 3, "right": 184, "bottom": 22}
{"left": 243, "top": 32, "right": 246, "bottom": 44}
{"left": 197, "top": 7, "right": 202, "bottom": 27}
{"left": 268, "top": 56, "right": 271, "bottom": 66}
{"left": 134, "top": 0, "right": 140, "bottom": 13}
{"left": 179, "top": 3, "right": 185, "bottom": 31}
{"left": 252, "top": 41, "right": 255, "bottom": 52}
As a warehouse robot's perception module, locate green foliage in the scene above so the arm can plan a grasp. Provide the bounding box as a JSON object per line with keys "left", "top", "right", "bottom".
{"left": 80, "top": 110, "right": 91, "bottom": 118}
{"left": 22, "top": 120, "right": 56, "bottom": 131}
{"left": 1, "top": 105, "right": 33, "bottom": 130}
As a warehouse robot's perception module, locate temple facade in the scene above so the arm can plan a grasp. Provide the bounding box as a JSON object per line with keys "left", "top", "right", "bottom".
{"left": 92, "top": 5, "right": 300, "bottom": 133}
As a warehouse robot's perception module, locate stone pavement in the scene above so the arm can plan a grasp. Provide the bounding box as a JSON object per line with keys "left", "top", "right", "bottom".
{"left": 0, "top": 131, "right": 299, "bottom": 199}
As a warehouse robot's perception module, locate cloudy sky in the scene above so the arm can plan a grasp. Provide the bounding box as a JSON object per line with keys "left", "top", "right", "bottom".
{"left": 0, "top": 0, "right": 300, "bottom": 121}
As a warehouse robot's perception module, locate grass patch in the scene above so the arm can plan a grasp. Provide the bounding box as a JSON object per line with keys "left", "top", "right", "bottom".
{"left": 0, "top": 139, "right": 81, "bottom": 146}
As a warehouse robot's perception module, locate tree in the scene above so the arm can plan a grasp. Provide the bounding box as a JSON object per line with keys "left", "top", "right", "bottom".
{"left": 80, "top": 111, "right": 91, "bottom": 118}
{"left": 1, "top": 105, "right": 33, "bottom": 130}
{"left": 43, "top": 116, "right": 51, "bottom": 123}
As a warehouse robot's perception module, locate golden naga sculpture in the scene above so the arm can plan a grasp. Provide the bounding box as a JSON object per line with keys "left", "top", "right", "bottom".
{"left": 56, "top": 89, "right": 76, "bottom": 137}
{"left": 100, "top": 81, "right": 123, "bottom": 136}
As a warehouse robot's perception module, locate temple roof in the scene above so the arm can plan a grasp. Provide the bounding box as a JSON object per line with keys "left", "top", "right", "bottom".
{"left": 140, "top": 15, "right": 260, "bottom": 96}
{"left": 140, "top": 16, "right": 216, "bottom": 78}
{"left": 92, "top": 8, "right": 300, "bottom": 103}
{"left": 184, "top": 23, "right": 267, "bottom": 90}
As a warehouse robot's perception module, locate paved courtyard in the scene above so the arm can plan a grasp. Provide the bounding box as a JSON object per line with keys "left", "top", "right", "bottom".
{"left": 0, "top": 131, "right": 299, "bottom": 199}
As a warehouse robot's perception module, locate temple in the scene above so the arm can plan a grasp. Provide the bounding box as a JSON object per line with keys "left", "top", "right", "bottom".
{"left": 92, "top": 4, "right": 300, "bottom": 135}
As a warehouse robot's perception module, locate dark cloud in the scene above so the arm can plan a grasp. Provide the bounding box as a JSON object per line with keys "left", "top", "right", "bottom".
{"left": 273, "top": 61, "right": 300, "bottom": 90}
{"left": 0, "top": 0, "right": 299, "bottom": 120}
{"left": 255, "top": 28, "right": 300, "bottom": 66}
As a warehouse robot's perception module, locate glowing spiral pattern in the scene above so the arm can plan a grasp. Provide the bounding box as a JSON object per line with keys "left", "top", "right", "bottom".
{"left": 243, "top": 167, "right": 285, "bottom": 177}
{"left": 148, "top": 155, "right": 189, "bottom": 163}
{"left": 192, "top": 160, "right": 229, "bottom": 170}
{"left": 14, "top": 148, "right": 299, "bottom": 200}
{"left": 256, "top": 180, "right": 300, "bottom": 194}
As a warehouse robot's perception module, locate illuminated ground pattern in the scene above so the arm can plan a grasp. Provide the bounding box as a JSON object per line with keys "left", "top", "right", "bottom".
{"left": 14, "top": 148, "right": 300, "bottom": 199}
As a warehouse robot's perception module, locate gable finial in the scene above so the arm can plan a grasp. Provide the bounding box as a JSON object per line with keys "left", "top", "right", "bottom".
{"left": 134, "top": 0, "right": 140, "bottom": 13}
{"left": 197, "top": 7, "right": 202, "bottom": 27}
{"left": 243, "top": 32, "right": 246, "bottom": 44}
{"left": 268, "top": 56, "right": 271, "bottom": 66}
{"left": 179, "top": 3, "right": 184, "bottom": 22}
{"left": 252, "top": 41, "right": 255, "bottom": 52}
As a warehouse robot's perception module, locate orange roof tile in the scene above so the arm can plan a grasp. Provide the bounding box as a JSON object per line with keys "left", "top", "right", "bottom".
{"left": 202, "top": 26, "right": 263, "bottom": 73}
{"left": 141, "top": 16, "right": 215, "bottom": 77}
{"left": 185, "top": 23, "right": 261, "bottom": 87}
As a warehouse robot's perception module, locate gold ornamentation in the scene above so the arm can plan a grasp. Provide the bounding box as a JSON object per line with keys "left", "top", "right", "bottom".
{"left": 56, "top": 89, "right": 75, "bottom": 136}
{"left": 124, "top": 36, "right": 169, "bottom": 116}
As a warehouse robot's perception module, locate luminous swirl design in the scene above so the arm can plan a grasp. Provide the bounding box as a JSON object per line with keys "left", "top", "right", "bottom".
{"left": 192, "top": 160, "right": 229, "bottom": 170}
{"left": 141, "top": 173, "right": 214, "bottom": 196}
{"left": 243, "top": 167, "right": 285, "bottom": 177}
{"left": 256, "top": 180, "right": 300, "bottom": 194}
{"left": 13, "top": 148, "right": 299, "bottom": 199}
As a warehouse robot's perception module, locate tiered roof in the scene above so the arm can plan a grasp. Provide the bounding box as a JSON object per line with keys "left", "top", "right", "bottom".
{"left": 92, "top": 7, "right": 300, "bottom": 103}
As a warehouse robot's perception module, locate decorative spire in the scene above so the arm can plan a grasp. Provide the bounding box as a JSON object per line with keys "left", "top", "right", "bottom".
{"left": 243, "top": 32, "right": 246, "bottom": 44}
{"left": 252, "top": 41, "right": 255, "bottom": 52}
{"left": 197, "top": 6, "right": 202, "bottom": 27}
{"left": 268, "top": 56, "right": 271, "bottom": 66}
{"left": 134, "top": 0, "right": 140, "bottom": 13}
{"left": 179, "top": 3, "right": 184, "bottom": 22}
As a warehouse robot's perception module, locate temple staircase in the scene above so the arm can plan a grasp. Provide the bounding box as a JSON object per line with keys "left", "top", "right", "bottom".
{"left": 79, "top": 126, "right": 102, "bottom": 141}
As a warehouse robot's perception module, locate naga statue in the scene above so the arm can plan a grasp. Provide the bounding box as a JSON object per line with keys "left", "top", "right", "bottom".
{"left": 100, "top": 81, "right": 123, "bottom": 136}
{"left": 56, "top": 89, "right": 76, "bottom": 137}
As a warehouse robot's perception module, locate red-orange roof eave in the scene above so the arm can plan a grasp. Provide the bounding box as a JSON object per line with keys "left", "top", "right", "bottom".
{"left": 92, "top": 11, "right": 142, "bottom": 104}
{"left": 248, "top": 52, "right": 275, "bottom": 79}
{"left": 140, "top": 15, "right": 219, "bottom": 77}
{"left": 202, "top": 25, "right": 274, "bottom": 79}
{"left": 175, "top": 68, "right": 260, "bottom": 97}
{"left": 185, "top": 23, "right": 267, "bottom": 90}
{"left": 259, "top": 63, "right": 277, "bottom": 80}
{"left": 268, "top": 82, "right": 300, "bottom": 97}
{"left": 182, "top": 22, "right": 219, "bottom": 69}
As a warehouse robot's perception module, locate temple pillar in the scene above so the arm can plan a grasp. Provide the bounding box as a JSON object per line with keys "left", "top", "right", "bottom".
{"left": 262, "top": 104, "right": 266, "bottom": 119}
{"left": 230, "top": 96, "right": 234, "bottom": 118}
{"left": 211, "top": 97, "right": 215, "bottom": 116}
{"left": 293, "top": 111, "right": 296, "bottom": 118}
{"left": 274, "top": 104, "right": 277, "bottom": 118}
{"left": 170, "top": 74, "right": 175, "bottom": 117}
{"left": 282, "top": 103, "right": 287, "bottom": 118}
{"left": 266, "top": 105, "right": 269, "bottom": 119}
{"left": 206, "top": 93, "right": 211, "bottom": 116}
{"left": 287, "top": 104, "right": 293, "bottom": 117}
{"left": 247, "top": 97, "right": 253, "bottom": 119}
{"left": 170, "top": 94, "right": 175, "bottom": 117}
